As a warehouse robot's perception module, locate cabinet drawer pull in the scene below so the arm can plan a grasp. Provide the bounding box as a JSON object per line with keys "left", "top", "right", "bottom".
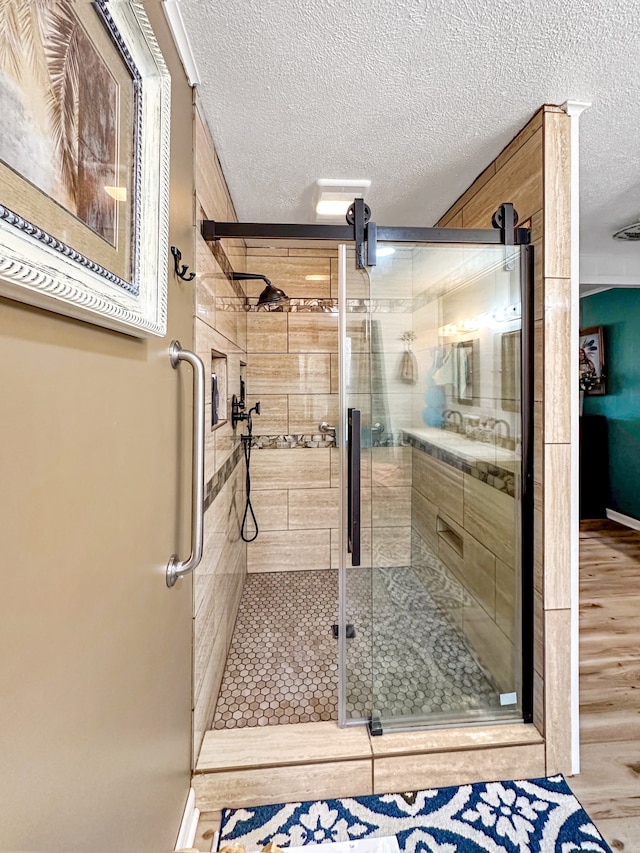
{"left": 437, "top": 516, "right": 463, "bottom": 557}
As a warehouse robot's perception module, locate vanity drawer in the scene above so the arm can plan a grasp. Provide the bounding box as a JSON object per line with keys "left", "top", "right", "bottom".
{"left": 412, "top": 448, "right": 463, "bottom": 525}
{"left": 463, "top": 474, "right": 516, "bottom": 568}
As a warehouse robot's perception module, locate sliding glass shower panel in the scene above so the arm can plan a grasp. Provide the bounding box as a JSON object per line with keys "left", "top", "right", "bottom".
{"left": 339, "top": 242, "right": 524, "bottom": 732}
{"left": 338, "top": 246, "right": 374, "bottom": 724}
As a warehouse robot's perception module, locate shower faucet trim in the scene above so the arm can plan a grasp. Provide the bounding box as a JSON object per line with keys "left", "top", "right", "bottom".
{"left": 232, "top": 396, "right": 261, "bottom": 429}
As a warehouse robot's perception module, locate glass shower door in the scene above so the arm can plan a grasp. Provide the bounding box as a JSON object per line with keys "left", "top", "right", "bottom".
{"left": 339, "top": 240, "right": 527, "bottom": 732}
{"left": 338, "top": 245, "right": 374, "bottom": 725}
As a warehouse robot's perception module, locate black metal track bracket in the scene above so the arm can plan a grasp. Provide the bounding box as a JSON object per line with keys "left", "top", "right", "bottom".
{"left": 491, "top": 203, "right": 530, "bottom": 246}
{"left": 347, "top": 198, "right": 370, "bottom": 269}
{"left": 367, "top": 221, "right": 378, "bottom": 266}
{"left": 369, "top": 715, "right": 383, "bottom": 736}
{"left": 201, "top": 200, "right": 532, "bottom": 263}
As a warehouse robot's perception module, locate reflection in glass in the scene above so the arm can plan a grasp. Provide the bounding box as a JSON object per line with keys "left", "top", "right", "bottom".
{"left": 340, "top": 243, "right": 524, "bottom": 732}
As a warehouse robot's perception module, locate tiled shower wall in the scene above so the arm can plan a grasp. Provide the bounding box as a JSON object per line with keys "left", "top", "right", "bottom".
{"left": 244, "top": 247, "right": 340, "bottom": 573}
{"left": 193, "top": 105, "right": 249, "bottom": 756}
{"left": 244, "top": 247, "right": 413, "bottom": 573}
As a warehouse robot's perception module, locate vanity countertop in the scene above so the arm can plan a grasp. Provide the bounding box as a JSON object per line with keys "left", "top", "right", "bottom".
{"left": 401, "top": 426, "right": 519, "bottom": 496}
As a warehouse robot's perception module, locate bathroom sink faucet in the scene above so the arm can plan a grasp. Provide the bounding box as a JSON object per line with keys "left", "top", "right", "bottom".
{"left": 443, "top": 409, "right": 462, "bottom": 432}
{"left": 494, "top": 419, "right": 511, "bottom": 438}
{"left": 494, "top": 419, "right": 512, "bottom": 448}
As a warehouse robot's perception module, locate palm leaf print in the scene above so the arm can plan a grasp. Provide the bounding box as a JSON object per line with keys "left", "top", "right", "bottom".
{"left": 0, "top": 0, "right": 50, "bottom": 84}
{"left": 41, "top": 1, "right": 81, "bottom": 200}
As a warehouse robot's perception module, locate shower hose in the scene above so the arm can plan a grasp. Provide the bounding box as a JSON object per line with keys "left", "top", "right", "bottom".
{"left": 240, "top": 421, "right": 259, "bottom": 543}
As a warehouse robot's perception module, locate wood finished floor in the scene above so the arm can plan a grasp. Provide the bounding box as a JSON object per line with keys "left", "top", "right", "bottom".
{"left": 571, "top": 519, "right": 640, "bottom": 852}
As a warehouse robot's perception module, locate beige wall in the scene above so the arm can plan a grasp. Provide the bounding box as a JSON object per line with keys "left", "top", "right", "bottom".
{"left": 0, "top": 6, "right": 196, "bottom": 852}
{"left": 437, "top": 105, "right": 573, "bottom": 774}
{"left": 192, "top": 107, "right": 249, "bottom": 755}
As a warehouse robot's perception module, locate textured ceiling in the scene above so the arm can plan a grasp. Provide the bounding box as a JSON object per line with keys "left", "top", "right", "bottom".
{"left": 179, "top": 0, "right": 640, "bottom": 283}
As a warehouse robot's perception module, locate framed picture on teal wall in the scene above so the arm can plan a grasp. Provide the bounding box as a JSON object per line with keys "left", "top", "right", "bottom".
{"left": 579, "top": 325, "right": 606, "bottom": 395}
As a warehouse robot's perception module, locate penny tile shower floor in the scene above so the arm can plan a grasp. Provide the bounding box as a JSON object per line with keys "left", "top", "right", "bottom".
{"left": 213, "top": 570, "right": 339, "bottom": 729}
{"left": 213, "top": 542, "right": 501, "bottom": 729}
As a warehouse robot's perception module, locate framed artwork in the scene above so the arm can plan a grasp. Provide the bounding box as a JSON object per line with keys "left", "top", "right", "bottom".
{"left": 579, "top": 326, "right": 606, "bottom": 395}
{"left": 0, "top": 0, "right": 171, "bottom": 337}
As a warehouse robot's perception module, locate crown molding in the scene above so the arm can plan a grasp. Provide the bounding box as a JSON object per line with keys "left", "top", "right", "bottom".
{"left": 162, "top": 0, "right": 200, "bottom": 86}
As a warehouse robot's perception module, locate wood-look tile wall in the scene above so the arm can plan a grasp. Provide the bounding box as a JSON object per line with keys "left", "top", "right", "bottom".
{"left": 436, "top": 106, "right": 573, "bottom": 774}
{"left": 245, "top": 248, "right": 412, "bottom": 573}
{"left": 245, "top": 247, "right": 339, "bottom": 573}
{"left": 193, "top": 104, "right": 248, "bottom": 759}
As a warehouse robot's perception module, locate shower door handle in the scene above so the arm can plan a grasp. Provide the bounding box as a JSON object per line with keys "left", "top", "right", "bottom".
{"left": 347, "top": 408, "right": 361, "bottom": 566}
{"left": 166, "top": 340, "right": 205, "bottom": 588}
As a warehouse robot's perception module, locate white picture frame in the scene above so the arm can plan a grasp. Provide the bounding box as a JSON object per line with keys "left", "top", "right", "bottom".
{"left": 0, "top": 0, "right": 171, "bottom": 338}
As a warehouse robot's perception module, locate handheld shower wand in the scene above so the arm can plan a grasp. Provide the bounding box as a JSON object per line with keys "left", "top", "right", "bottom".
{"left": 240, "top": 402, "right": 261, "bottom": 542}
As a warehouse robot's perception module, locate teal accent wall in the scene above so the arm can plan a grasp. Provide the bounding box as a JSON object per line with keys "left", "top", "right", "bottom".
{"left": 581, "top": 288, "right": 640, "bottom": 520}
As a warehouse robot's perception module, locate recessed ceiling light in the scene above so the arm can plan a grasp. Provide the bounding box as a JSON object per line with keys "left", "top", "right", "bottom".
{"left": 316, "top": 198, "right": 353, "bottom": 217}
{"left": 376, "top": 246, "right": 395, "bottom": 257}
{"left": 315, "top": 178, "right": 371, "bottom": 222}
{"left": 305, "top": 274, "right": 331, "bottom": 281}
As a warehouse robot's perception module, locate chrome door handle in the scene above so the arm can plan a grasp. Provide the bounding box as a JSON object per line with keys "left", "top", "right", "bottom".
{"left": 167, "top": 340, "right": 205, "bottom": 588}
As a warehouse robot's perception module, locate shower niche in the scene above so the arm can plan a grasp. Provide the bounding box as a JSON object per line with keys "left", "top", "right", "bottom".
{"left": 210, "top": 349, "right": 228, "bottom": 429}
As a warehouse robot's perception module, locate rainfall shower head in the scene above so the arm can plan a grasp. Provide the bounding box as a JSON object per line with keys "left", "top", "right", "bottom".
{"left": 256, "top": 282, "right": 289, "bottom": 306}
{"left": 231, "top": 272, "right": 289, "bottom": 306}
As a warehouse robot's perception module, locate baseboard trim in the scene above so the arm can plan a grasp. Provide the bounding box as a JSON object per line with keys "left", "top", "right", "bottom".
{"left": 606, "top": 508, "right": 640, "bottom": 531}
{"left": 175, "top": 787, "right": 200, "bottom": 851}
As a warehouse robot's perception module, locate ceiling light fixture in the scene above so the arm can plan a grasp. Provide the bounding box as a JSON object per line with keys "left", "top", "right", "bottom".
{"left": 376, "top": 246, "right": 395, "bottom": 258}
{"left": 315, "top": 178, "right": 371, "bottom": 222}
{"left": 316, "top": 198, "right": 352, "bottom": 217}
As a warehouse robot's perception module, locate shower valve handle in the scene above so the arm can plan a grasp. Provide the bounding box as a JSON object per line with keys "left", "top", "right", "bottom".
{"left": 231, "top": 394, "right": 249, "bottom": 428}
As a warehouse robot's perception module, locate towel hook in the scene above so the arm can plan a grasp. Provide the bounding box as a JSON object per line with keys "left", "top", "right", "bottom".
{"left": 171, "top": 246, "right": 196, "bottom": 282}
{"left": 401, "top": 330, "right": 416, "bottom": 351}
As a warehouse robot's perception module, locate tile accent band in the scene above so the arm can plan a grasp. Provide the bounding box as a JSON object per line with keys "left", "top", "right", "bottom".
{"left": 403, "top": 433, "right": 517, "bottom": 497}
{"left": 251, "top": 433, "right": 336, "bottom": 449}
{"left": 203, "top": 442, "right": 243, "bottom": 514}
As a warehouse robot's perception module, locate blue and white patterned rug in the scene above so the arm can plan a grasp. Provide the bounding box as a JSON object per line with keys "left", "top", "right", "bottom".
{"left": 219, "top": 775, "right": 611, "bottom": 853}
